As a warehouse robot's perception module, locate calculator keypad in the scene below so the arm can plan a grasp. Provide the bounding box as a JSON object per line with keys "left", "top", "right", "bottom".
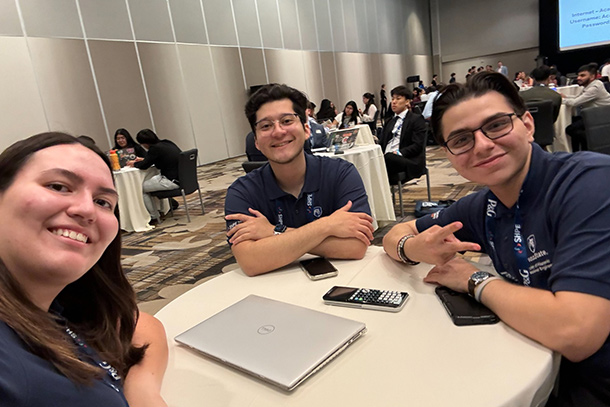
{"left": 349, "top": 289, "right": 403, "bottom": 306}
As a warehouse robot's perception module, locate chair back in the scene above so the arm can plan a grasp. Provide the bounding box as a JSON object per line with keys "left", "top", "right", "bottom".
{"left": 582, "top": 105, "right": 610, "bottom": 155}
{"left": 242, "top": 161, "right": 267, "bottom": 173}
{"left": 178, "top": 149, "right": 199, "bottom": 194}
{"left": 526, "top": 100, "right": 554, "bottom": 148}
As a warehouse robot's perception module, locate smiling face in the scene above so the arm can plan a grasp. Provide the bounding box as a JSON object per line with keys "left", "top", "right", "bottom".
{"left": 440, "top": 92, "right": 534, "bottom": 200}
{"left": 116, "top": 134, "right": 127, "bottom": 148}
{"left": 254, "top": 99, "right": 310, "bottom": 165}
{"left": 0, "top": 143, "right": 119, "bottom": 308}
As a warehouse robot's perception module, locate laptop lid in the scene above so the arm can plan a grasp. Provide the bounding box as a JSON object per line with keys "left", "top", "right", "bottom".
{"left": 329, "top": 127, "right": 359, "bottom": 151}
{"left": 174, "top": 295, "right": 366, "bottom": 391}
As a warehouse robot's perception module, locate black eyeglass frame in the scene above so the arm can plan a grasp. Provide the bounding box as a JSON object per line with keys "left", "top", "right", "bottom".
{"left": 442, "top": 113, "right": 521, "bottom": 155}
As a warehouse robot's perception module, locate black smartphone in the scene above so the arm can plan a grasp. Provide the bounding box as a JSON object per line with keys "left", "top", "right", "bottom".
{"left": 435, "top": 286, "right": 499, "bottom": 326}
{"left": 323, "top": 286, "right": 409, "bottom": 312}
{"left": 300, "top": 257, "right": 338, "bottom": 280}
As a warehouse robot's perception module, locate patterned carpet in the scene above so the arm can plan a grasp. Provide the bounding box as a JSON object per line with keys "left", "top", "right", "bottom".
{"left": 123, "top": 147, "right": 485, "bottom": 314}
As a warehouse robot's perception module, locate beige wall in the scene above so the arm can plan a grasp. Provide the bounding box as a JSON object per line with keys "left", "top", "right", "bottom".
{"left": 0, "top": 0, "right": 432, "bottom": 163}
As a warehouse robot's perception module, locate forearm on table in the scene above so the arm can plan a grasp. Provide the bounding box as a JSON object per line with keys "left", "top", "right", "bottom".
{"left": 308, "top": 236, "right": 368, "bottom": 259}
{"left": 124, "top": 313, "right": 168, "bottom": 407}
{"left": 382, "top": 220, "right": 419, "bottom": 261}
{"left": 480, "top": 280, "right": 610, "bottom": 361}
{"left": 231, "top": 219, "right": 334, "bottom": 276}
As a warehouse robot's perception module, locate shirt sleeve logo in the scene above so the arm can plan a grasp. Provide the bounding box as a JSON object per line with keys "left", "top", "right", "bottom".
{"left": 313, "top": 206, "right": 323, "bottom": 218}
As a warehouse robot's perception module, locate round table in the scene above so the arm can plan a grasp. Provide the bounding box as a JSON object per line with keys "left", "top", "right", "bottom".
{"left": 156, "top": 246, "right": 558, "bottom": 407}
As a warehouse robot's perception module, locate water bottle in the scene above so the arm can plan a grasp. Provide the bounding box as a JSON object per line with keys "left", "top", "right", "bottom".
{"left": 109, "top": 150, "right": 120, "bottom": 171}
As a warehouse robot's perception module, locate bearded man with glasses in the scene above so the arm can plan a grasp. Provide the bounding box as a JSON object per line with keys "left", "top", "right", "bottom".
{"left": 383, "top": 72, "right": 610, "bottom": 407}
{"left": 225, "top": 84, "right": 374, "bottom": 276}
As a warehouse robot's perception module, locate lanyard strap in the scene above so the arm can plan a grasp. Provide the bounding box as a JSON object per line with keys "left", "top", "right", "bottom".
{"left": 275, "top": 193, "right": 315, "bottom": 225}
{"left": 485, "top": 192, "right": 531, "bottom": 286}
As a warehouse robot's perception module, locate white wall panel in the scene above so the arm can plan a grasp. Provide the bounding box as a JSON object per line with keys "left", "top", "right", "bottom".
{"left": 138, "top": 42, "right": 195, "bottom": 150}
{"left": 210, "top": 47, "right": 250, "bottom": 157}
{"left": 232, "top": 0, "right": 261, "bottom": 48}
{"left": 28, "top": 38, "right": 105, "bottom": 138}
{"left": 0, "top": 0, "right": 23, "bottom": 36}
{"left": 0, "top": 37, "right": 47, "bottom": 149}
{"left": 265, "top": 49, "right": 308, "bottom": 93}
{"left": 79, "top": 0, "right": 132, "bottom": 41}
{"left": 169, "top": 0, "right": 208, "bottom": 44}
{"left": 177, "top": 44, "right": 228, "bottom": 163}
{"left": 89, "top": 40, "right": 152, "bottom": 148}
{"left": 20, "top": 0, "right": 82, "bottom": 38}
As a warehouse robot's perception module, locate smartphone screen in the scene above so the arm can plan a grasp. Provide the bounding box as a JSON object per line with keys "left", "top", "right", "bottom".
{"left": 300, "top": 257, "right": 337, "bottom": 280}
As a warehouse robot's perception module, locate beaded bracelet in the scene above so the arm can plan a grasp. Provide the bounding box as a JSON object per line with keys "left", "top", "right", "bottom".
{"left": 397, "top": 234, "right": 420, "bottom": 265}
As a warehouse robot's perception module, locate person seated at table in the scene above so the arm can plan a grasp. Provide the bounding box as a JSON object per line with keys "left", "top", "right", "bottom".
{"left": 0, "top": 132, "right": 168, "bottom": 407}
{"left": 127, "top": 129, "right": 182, "bottom": 224}
{"left": 316, "top": 99, "right": 337, "bottom": 123}
{"left": 382, "top": 72, "right": 610, "bottom": 407}
{"left": 306, "top": 101, "right": 330, "bottom": 149}
{"left": 520, "top": 65, "right": 562, "bottom": 123}
{"left": 225, "top": 84, "right": 374, "bottom": 276}
{"left": 113, "top": 128, "right": 147, "bottom": 158}
{"left": 412, "top": 88, "right": 422, "bottom": 104}
{"left": 332, "top": 101, "right": 362, "bottom": 129}
{"left": 378, "top": 85, "right": 427, "bottom": 185}
{"left": 359, "top": 93, "right": 378, "bottom": 126}
{"left": 563, "top": 63, "right": 610, "bottom": 151}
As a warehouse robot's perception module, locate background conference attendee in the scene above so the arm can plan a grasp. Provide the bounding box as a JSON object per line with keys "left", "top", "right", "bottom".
{"left": 0, "top": 132, "right": 167, "bottom": 407}
{"left": 564, "top": 63, "right": 610, "bottom": 151}
{"left": 521, "top": 65, "right": 562, "bottom": 122}
{"left": 333, "top": 100, "right": 362, "bottom": 129}
{"left": 378, "top": 85, "right": 427, "bottom": 184}
{"left": 225, "top": 84, "right": 373, "bottom": 276}
{"left": 380, "top": 84, "right": 388, "bottom": 121}
{"left": 383, "top": 72, "right": 610, "bottom": 407}
{"left": 113, "top": 128, "right": 147, "bottom": 158}
{"left": 307, "top": 101, "right": 329, "bottom": 149}
{"left": 128, "top": 129, "right": 182, "bottom": 224}
{"left": 360, "top": 92, "right": 378, "bottom": 126}
{"left": 316, "top": 99, "right": 337, "bottom": 123}
{"left": 497, "top": 60, "right": 508, "bottom": 76}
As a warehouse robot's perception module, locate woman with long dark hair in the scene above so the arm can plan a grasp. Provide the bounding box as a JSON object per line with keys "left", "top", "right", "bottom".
{"left": 113, "top": 128, "right": 147, "bottom": 158}
{"left": 332, "top": 101, "right": 362, "bottom": 129}
{"left": 0, "top": 132, "right": 167, "bottom": 406}
{"left": 359, "top": 92, "right": 378, "bottom": 125}
{"left": 316, "top": 99, "right": 337, "bottom": 122}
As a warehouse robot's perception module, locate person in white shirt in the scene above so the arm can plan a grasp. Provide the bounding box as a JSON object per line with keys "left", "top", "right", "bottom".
{"left": 601, "top": 59, "right": 610, "bottom": 79}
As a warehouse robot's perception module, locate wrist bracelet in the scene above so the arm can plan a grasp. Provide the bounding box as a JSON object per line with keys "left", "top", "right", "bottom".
{"left": 397, "top": 234, "right": 420, "bottom": 265}
{"left": 474, "top": 277, "right": 500, "bottom": 302}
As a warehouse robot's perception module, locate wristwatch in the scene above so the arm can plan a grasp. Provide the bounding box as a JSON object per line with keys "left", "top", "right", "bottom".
{"left": 274, "top": 224, "right": 287, "bottom": 235}
{"left": 468, "top": 271, "right": 494, "bottom": 298}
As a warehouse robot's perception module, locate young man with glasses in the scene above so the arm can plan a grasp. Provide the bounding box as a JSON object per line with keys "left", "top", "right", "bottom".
{"left": 225, "top": 84, "right": 374, "bottom": 276}
{"left": 383, "top": 72, "right": 610, "bottom": 406}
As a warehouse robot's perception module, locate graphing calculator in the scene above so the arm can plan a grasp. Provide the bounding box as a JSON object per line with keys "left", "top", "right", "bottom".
{"left": 322, "top": 286, "right": 409, "bottom": 312}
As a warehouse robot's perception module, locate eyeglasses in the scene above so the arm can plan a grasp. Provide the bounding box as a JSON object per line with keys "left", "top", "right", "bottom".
{"left": 443, "top": 113, "right": 519, "bottom": 155}
{"left": 255, "top": 113, "right": 300, "bottom": 133}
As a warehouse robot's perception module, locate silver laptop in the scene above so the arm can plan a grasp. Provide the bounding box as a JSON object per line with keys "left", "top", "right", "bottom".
{"left": 174, "top": 295, "right": 366, "bottom": 391}
{"left": 329, "top": 127, "right": 360, "bottom": 151}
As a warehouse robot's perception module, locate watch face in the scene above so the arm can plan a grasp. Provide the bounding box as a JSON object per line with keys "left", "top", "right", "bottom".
{"left": 472, "top": 271, "right": 492, "bottom": 284}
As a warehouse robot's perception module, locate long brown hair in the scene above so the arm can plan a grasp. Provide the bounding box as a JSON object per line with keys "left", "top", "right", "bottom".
{"left": 0, "top": 132, "right": 145, "bottom": 384}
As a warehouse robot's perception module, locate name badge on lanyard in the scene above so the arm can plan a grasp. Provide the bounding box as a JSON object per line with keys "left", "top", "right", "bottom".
{"left": 276, "top": 193, "right": 315, "bottom": 226}
{"left": 485, "top": 191, "right": 531, "bottom": 286}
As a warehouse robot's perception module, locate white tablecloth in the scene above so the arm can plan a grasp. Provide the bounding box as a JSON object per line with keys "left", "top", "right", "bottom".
{"left": 114, "top": 167, "right": 169, "bottom": 232}
{"left": 156, "top": 246, "right": 559, "bottom": 407}
{"left": 552, "top": 103, "right": 574, "bottom": 152}
{"left": 316, "top": 144, "right": 395, "bottom": 229}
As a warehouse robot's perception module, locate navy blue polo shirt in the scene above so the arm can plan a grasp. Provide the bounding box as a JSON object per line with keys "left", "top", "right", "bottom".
{"left": 225, "top": 153, "right": 371, "bottom": 234}
{"left": 416, "top": 142, "right": 610, "bottom": 404}
{"left": 0, "top": 321, "right": 129, "bottom": 407}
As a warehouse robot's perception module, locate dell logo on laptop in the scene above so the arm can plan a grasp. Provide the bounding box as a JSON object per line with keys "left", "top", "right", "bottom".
{"left": 257, "top": 325, "right": 275, "bottom": 335}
